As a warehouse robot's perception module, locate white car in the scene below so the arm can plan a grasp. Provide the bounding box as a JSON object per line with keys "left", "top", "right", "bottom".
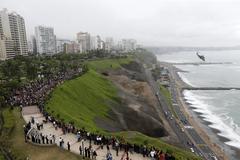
{"left": 190, "top": 148, "right": 194, "bottom": 153}
{"left": 181, "top": 128, "right": 184, "bottom": 132}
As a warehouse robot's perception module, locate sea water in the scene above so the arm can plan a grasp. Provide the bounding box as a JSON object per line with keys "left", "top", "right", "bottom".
{"left": 156, "top": 50, "right": 240, "bottom": 151}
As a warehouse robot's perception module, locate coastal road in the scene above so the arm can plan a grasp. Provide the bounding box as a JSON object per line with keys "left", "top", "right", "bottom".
{"left": 164, "top": 62, "right": 220, "bottom": 160}
{"left": 143, "top": 68, "right": 201, "bottom": 153}
{"left": 143, "top": 64, "right": 218, "bottom": 160}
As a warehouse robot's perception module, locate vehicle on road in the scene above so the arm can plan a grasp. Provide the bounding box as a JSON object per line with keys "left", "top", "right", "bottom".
{"left": 181, "top": 128, "right": 185, "bottom": 132}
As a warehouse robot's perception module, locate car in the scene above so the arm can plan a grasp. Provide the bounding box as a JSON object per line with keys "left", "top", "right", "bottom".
{"left": 181, "top": 128, "right": 184, "bottom": 132}
{"left": 190, "top": 148, "right": 194, "bottom": 153}
{"left": 211, "top": 155, "right": 218, "bottom": 160}
{"left": 164, "top": 111, "right": 168, "bottom": 116}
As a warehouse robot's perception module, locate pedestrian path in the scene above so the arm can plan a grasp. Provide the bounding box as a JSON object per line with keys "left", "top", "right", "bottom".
{"left": 22, "top": 106, "right": 149, "bottom": 160}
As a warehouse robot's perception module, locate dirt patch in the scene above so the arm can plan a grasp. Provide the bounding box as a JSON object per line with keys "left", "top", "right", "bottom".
{"left": 95, "top": 61, "right": 168, "bottom": 137}
{"left": 121, "top": 61, "right": 143, "bottom": 73}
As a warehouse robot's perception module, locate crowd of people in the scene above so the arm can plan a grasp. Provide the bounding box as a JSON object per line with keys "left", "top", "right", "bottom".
{"left": 7, "top": 65, "right": 176, "bottom": 160}
{"left": 25, "top": 115, "right": 176, "bottom": 160}
{"left": 23, "top": 117, "right": 56, "bottom": 145}
{"left": 7, "top": 68, "right": 83, "bottom": 108}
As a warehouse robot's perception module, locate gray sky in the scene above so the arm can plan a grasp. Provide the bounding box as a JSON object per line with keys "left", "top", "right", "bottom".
{"left": 2, "top": 0, "right": 240, "bottom": 47}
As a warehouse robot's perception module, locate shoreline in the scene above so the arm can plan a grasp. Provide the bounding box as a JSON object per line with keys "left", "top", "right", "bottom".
{"left": 160, "top": 62, "right": 231, "bottom": 160}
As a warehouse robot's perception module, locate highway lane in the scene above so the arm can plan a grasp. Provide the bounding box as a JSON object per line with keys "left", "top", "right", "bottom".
{"left": 166, "top": 63, "right": 219, "bottom": 160}
{"left": 143, "top": 67, "right": 204, "bottom": 158}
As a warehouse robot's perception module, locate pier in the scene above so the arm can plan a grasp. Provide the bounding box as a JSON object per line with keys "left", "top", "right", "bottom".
{"left": 171, "top": 62, "right": 232, "bottom": 65}
{"left": 182, "top": 87, "right": 240, "bottom": 91}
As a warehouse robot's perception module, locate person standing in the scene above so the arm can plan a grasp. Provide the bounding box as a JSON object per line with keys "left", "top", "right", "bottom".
{"left": 87, "top": 147, "right": 91, "bottom": 159}
{"left": 41, "top": 134, "right": 45, "bottom": 144}
{"left": 81, "top": 139, "right": 85, "bottom": 156}
{"left": 150, "top": 149, "right": 156, "bottom": 160}
{"left": 107, "top": 145, "right": 110, "bottom": 153}
{"left": 92, "top": 150, "right": 97, "bottom": 160}
{"left": 79, "top": 145, "right": 82, "bottom": 155}
{"left": 46, "top": 135, "right": 49, "bottom": 144}
{"left": 159, "top": 151, "right": 165, "bottom": 160}
{"left": 85, "top": 147, "right": 88, "bottom": 158}
{"left": 59, "top": 137, "right": 62, "bottom": 148}
{"left": 52, "top": 135, "right": 56, "bottom": 144}
{"left": 49, "top": 134, "right": 52, "bottom": 144}
{"left": 115, "top": 141, "right": 119, "bottom": 156}
{"left": 106, "top": 152, "right": 112, "bottom": 160}
{"left": 67, "top": 142, "right": 70, "bottom": 151}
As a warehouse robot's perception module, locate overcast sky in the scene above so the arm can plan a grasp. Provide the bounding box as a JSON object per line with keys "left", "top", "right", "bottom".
{"left": 2, "top": 0, "right": 240, "bottom": 47}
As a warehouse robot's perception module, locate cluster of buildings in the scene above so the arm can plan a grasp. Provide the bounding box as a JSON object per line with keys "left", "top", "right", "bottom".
{"left": 0, "top": 8, "right": 28, "bottom": 60}
{"left": 0, "top": 8, "right": 138, "bottom": 61}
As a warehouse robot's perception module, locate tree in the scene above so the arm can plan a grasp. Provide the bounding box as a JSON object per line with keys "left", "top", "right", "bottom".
{"left": 25, "top": 62, "right": 38, "bottom": 80}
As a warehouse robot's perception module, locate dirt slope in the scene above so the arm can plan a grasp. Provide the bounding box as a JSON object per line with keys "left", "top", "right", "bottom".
{"left": 95, "top": 61, "right": 168, "bottom": 137}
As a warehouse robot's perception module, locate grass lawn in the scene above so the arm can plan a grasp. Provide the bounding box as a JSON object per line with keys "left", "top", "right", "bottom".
{"left": 0, "top": 154, "right": 4, "bottom": 160}
{"left": 46, "top": 69, "right": 119, "bottom": 133}
{"left": 86, "top": 57, "right": 132, "bottom": 71}
{"left": 1, "top": 108, "right": 84, "bottom": 160}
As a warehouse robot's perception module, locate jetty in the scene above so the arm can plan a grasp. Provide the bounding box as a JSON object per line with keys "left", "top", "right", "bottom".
{"left": 171, "top": 62, "right": 232, "bottom": 65}
{"left": 182, "top": 87, "right": 240, "bottom": 91}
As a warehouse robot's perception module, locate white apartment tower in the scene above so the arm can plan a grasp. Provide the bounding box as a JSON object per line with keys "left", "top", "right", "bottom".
{"left": 35, "top": 26, "right": 56, "bottom": 55}
{"left": 90, "top": 35, "right": 102, "bottom": 50}
{"left": 122, "top": 39, "right": 137, "bottom": 51}
{"left": 105, "top": 37, "right": 114, "bottom": 51}
{"left": 0, "top": 8, "right": 28, "bottom": 60}
{"left": 77, "top": 32, "right": 91, "bottom": 53}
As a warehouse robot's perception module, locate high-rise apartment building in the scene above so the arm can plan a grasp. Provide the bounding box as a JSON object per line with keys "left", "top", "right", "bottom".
{"left": 105, "top": 37, "right": 114, "bottom": 51}
{"left": 76, "top": 32, "right": 90, "bottom": 53}
{"left": 28, "top": 35, "right": 37, "bottom": 54}
{"left": 0, "top": 8, "right": 28, "bottom": 60}
{"left": 64, "top": 41, "right": 80, "bottom": 54}
{"left": 35, "top": 25, "right": 56, "bottom": 55}
{"left": 122, "top": 39, "right": 137, "bottom": 51}
{"left": 56, "top": 39, "right": 71, "bottom": 53}
{"left": 90, "top": 35, "right": 102, "bottom": 50}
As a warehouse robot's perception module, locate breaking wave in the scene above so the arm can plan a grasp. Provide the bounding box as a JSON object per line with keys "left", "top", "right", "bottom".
{"left": 183, "top": 90, "right": 240, "bottom": 149}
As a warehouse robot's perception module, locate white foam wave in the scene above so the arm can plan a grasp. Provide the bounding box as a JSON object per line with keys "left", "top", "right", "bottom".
{"left": 177, "top": 72, "right": 196, "bottom": 87}
{"left": 183, "top": 90, "right": 240, "bottom": 149}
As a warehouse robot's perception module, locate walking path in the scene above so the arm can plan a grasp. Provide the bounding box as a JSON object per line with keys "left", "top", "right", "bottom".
{"left": 22, "top": 106, "right": 149, "bottom": 160}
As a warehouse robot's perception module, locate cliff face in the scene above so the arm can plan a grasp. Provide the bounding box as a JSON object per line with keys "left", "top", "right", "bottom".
{"left": 95, "top": 61, "right": 167, "bottom": 137}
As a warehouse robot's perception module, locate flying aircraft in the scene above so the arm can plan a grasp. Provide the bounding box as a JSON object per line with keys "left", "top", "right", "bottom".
{"left": 196, "top": 52, "right": 205, "bottom": 61}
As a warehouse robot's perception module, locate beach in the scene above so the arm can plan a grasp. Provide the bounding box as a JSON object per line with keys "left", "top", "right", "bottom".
{"left": 160, "top": 62, "right": 230, "bottom": 160}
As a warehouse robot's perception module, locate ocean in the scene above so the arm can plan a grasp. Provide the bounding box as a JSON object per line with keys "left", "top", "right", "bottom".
{"left": 155, "top": 50, "right": 240, "bottom": 155}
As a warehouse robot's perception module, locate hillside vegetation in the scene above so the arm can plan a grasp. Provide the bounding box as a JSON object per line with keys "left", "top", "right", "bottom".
{"left": 46, "top": 57, "right": 201, "bottom": 160}
{"left": 87, "top": 57, "right": 132, "bottom": 71}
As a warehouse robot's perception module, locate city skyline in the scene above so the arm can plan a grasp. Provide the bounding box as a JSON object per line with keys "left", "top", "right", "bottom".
{"left": 0, "top": 8, "right": 137, "bottom": 58}
{"left": 2, "top": 0, "right": 240, "bottom": 47}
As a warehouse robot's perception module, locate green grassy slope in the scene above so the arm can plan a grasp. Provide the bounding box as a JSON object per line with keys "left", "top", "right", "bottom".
{"left": 46, "top": 69, "right": 118, "bottom": 132}
{"left": 0, "top": 155, "right": 4, "bottom": 160}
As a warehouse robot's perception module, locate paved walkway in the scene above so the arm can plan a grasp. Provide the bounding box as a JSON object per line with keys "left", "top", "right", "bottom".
{"left": 22, "top": 106, "right": 150, "bottom": 160}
